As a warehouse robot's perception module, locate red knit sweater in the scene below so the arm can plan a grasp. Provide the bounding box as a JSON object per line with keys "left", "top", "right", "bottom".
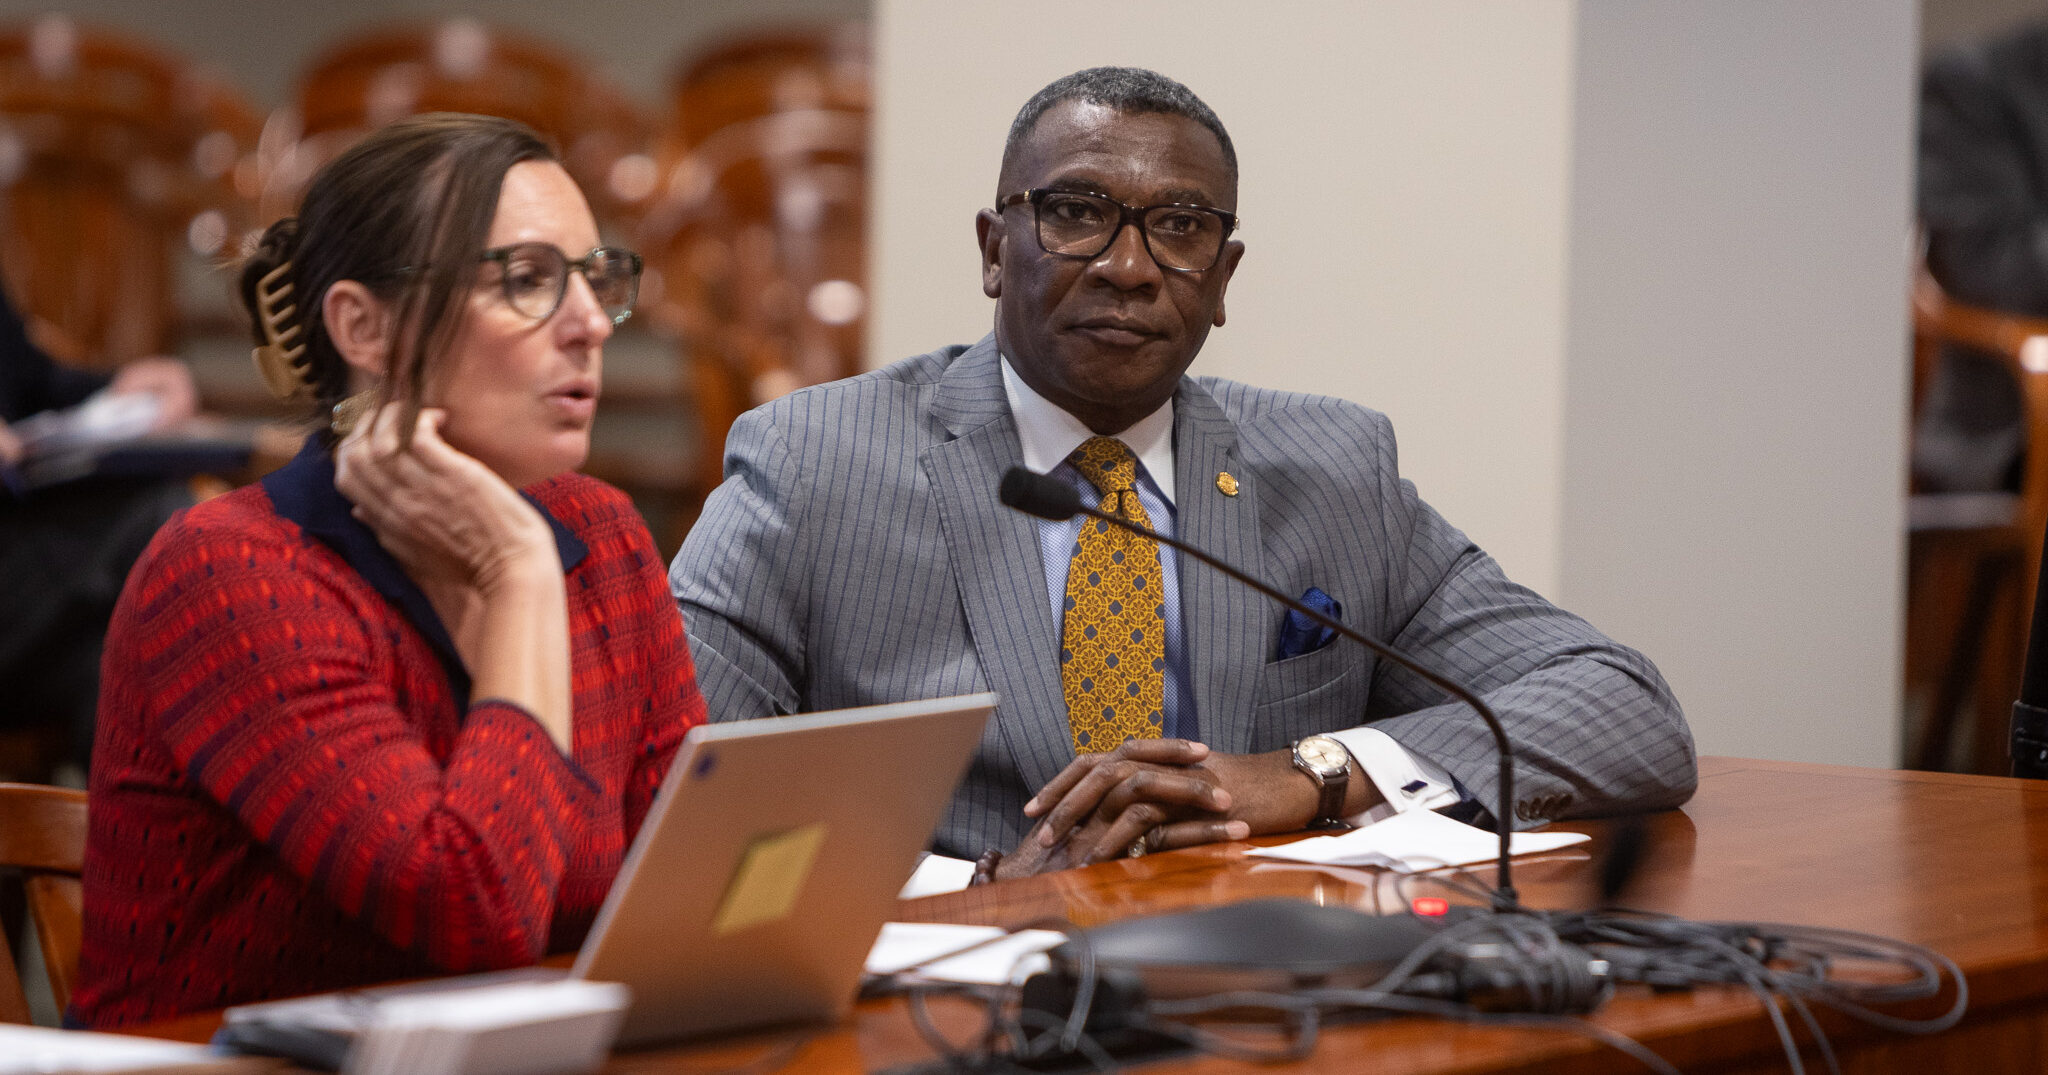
{"left": 71, "top": 450, "right": 703, "bottom": 1028}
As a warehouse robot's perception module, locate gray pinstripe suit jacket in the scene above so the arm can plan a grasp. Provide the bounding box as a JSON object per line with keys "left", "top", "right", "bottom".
{"left": 670, "top": 336, "right": 1696, "bottom": 858}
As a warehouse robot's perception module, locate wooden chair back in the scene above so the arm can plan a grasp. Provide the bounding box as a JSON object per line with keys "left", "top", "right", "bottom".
{"left": 274, "top": 21, "right": 654, "bottom": 230}
{"left": 0, "top": 782, "right": 87, "bottom": 1024}
{"left": 1906, "top": 268, "right": 2048, "bottom": 772}
{"left": 641, "top": 27, "right": 870, "bottom": 495}
{"left": 662, "top": 28, "right": 868, "bottom": 155}
{"left": 0, "top": 16, "right": 260, "bottom": 363}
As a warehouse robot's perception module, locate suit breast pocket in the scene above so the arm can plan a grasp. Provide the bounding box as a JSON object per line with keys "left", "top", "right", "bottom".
{"left": 1251, "top": 642, "right": 1365, "bottom": 750}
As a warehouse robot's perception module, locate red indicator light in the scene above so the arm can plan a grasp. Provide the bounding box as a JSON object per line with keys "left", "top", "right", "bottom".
{"left": 1412, "top": 897, "right": 1450, "bottom": 917}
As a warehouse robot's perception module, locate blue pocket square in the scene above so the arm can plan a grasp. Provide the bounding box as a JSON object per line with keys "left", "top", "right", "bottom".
{"left": 1276, "top": 587, "right": 1341, "bottom": 659}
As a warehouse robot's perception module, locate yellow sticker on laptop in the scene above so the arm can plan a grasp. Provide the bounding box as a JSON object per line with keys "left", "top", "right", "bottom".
{"left": 710, "top": 822, "right": 829, "bottom": 935}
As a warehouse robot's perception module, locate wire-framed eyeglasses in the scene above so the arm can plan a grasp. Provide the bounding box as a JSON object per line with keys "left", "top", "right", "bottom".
{"left": 480, "top": 243, "right": 644, "bottom": 325}
{"left": 996, "top": 188, "right": 1238, "bottom": 272}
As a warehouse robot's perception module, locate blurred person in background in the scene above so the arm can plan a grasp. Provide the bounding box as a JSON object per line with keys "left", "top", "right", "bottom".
{"left": 0, "top": 282, "right": 197, "bottom": 778}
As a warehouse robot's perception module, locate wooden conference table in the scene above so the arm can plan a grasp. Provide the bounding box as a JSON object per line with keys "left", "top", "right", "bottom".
{"left": 139, "top": 756, "right": 2048, "bottom": 1073}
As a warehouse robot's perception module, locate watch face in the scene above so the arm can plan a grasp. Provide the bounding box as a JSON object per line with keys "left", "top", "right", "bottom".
{"left": 1297, "top": 736, "right": 1348, "bottom": 774}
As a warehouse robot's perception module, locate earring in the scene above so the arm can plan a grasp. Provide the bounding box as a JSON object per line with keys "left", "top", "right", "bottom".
{"left": 330, "top": 391, "right": 375, "bottom": 436}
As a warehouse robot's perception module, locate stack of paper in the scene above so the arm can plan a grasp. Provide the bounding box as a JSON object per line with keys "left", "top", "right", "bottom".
{"left": 224, "top": 975, "right": 626, "bottom": 1075}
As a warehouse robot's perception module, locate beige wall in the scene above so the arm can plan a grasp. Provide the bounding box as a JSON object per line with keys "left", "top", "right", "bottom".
{"left": 1560, "top": 4, "right": 1917, "bottom": 767}
{"left": 871, "top": 0, "right": 1918, "bottom": 767}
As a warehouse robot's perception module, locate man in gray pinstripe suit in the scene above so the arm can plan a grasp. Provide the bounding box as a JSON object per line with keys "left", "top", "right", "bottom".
{"left": 671, "top": 67, "right": 1695, "bottom": 880}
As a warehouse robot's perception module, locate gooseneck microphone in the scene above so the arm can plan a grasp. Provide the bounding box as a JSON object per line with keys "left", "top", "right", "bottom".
{"left": 998, "top": 466, "right": 1522, "bottom": 911}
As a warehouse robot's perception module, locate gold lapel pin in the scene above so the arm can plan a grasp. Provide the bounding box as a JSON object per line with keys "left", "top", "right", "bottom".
{"left": 1216, "top": 472, "right": 1239, "bottom": 496}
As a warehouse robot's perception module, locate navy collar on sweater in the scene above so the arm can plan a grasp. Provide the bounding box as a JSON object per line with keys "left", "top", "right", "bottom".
{"left": 261, "top": 435, "right": 588, "bottom": 706}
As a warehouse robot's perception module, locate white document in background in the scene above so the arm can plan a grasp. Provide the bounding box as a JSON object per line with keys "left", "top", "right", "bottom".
{"left": 13, "top": 388, "right": 161, "bottom": 458}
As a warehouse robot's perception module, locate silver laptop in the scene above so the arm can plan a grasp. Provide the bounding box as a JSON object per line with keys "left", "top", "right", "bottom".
{"left": 572, "top": 693, "right": 995, "bottom": 1047}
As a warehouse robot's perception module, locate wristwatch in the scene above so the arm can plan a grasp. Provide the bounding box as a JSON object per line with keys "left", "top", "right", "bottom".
{"left": 1290, "top": 734, "right": 1355, "bottom": 830}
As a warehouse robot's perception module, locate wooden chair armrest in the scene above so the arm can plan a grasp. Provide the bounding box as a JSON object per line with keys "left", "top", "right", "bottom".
{"left": 1913, "top": 273, "right": 2048, "bottom": 545}
{"left": 1914, "top": 272, "right": 2048, "bottom": 378}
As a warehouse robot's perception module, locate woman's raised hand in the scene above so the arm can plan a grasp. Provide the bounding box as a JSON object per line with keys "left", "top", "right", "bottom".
{"left": 335, "top": 403, "right": 556, "bottom": 594}
{"left": 334, "top": 402, "right": 575, "bottom": 753}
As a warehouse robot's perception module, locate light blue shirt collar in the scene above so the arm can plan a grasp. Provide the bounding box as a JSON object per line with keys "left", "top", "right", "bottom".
{"left": 998, "top": 355, "right": 1177, "bottom": 505}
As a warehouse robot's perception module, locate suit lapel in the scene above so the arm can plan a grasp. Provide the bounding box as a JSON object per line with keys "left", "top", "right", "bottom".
{"left": 922, "top": 337, "right": 1073, "bottom": 794}
{"left": 1173, "top": 380, "right": 1266, "bottom": 754}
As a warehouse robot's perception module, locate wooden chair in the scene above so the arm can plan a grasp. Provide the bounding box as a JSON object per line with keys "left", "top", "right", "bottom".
{"left": 641, "top": 28, "right": 870, "bottom": 498}
{"left": 660, "top": 28, "right": 869, "bottom": 154}
{"left": 0, "top": 15, "right": 261, "bottom": 364}
{"left": 0, "top": 782, "right": 87, "bottom": 1024}
{"left": 274, "top": 20, "right": 655, "bottom": 230}
{"left": 1905, "top": 269, "right": 2048, "bottom": 773}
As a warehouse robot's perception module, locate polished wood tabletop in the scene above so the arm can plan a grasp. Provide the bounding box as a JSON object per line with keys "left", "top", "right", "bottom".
{"left": 132, "top": 757, "right": 2048, "bottom": 1073}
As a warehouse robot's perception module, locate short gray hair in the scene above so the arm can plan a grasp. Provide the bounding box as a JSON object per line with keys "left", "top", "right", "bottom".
{"left": 1001, "top": 66, "right": 1237, "bottom": 187}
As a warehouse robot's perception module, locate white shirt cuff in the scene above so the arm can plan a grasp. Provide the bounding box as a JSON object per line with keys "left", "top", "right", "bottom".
{"left": 1322, "top": 726, "right": 1462, "bottom": 826}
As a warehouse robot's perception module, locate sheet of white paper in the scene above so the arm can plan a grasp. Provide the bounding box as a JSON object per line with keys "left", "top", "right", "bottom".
{"left": 15, "top": 389, "right": 160, "bottom": 456}
{"left": 865, "top": 922, "right": 1065, "bottom": 986}
{"left": 0, "top": 1025, "right": 224, "bottom": 1073}
{"left": 1248, "top": 808, "right": 1589, "bottom": 872}
{"left": 897, "top": 853, "right": 976, "bottom": 898}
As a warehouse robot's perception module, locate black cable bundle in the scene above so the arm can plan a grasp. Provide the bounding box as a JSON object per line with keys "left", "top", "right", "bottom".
{"left": 1545, "top": 909, "right": 1969, "bottom": 1074}
{"left": 874, "top": 878, "right": 1969, "bottom": 1075}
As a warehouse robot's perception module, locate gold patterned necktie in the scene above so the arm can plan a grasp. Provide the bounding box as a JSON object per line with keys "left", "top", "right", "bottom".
{"left": 1060, "top": 436, "right": 1167, "bottom": 753}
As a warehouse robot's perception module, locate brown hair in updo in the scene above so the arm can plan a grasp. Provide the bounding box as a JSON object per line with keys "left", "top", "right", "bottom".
{"left": 238, "top": 113, "right": 557, "bottom": 443}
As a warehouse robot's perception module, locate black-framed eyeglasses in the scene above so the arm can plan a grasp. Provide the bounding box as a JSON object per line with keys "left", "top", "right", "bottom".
{"left": 480, "top": 243, "right": 644, "bottom": 325}
{"left": 996, "top": 188, "right": 1238, "bottom": 272}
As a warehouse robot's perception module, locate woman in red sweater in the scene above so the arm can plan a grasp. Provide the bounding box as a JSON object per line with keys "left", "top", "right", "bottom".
{"left": 71, "top": 114, "right": 706, "bottom": 1027}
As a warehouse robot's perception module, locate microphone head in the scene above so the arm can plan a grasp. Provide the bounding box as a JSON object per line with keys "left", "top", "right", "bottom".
{"left": 999, "top": 467, "right": 1084, "bottom": 521}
